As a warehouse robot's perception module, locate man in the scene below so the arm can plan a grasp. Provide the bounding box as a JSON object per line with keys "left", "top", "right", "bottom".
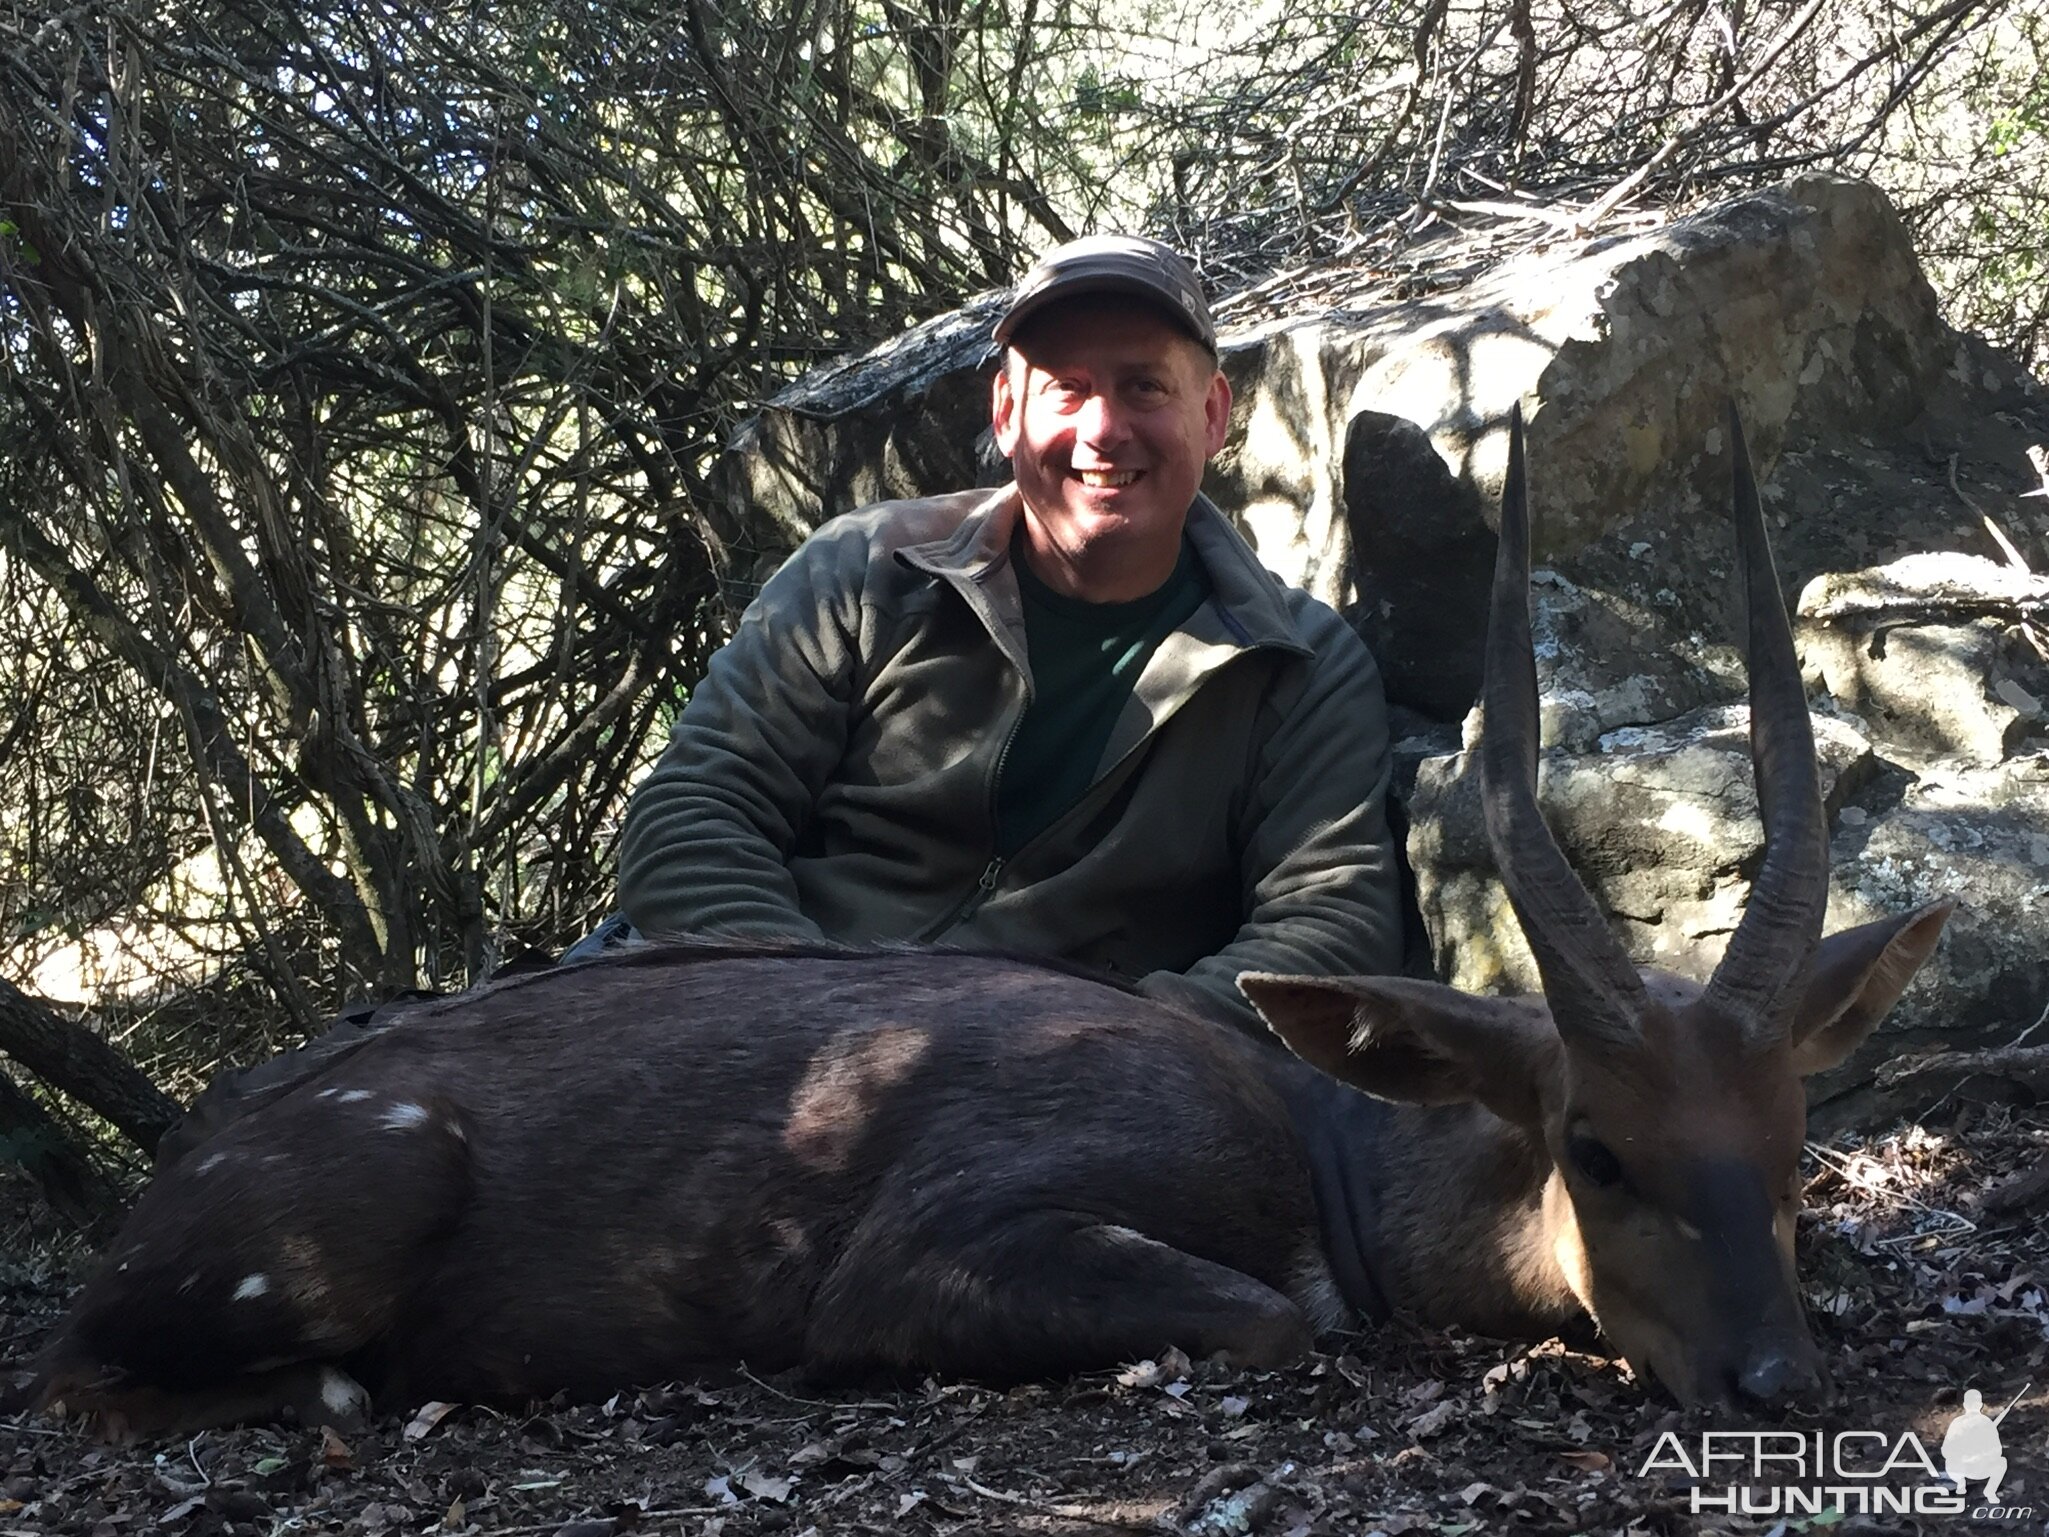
{"left": 606, "top": 234, "right": 1402, "bottom": 1035}
{"left": 1941, "top": 1388, "right": 2009, "bottom": 1502}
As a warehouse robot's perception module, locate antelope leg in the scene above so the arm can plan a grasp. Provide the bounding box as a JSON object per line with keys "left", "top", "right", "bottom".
{"left": 805, "top": 1208, "right": 1314, "bottom": 1382}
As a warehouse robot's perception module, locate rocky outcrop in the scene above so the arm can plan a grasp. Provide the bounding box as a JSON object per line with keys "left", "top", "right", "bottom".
{"left": 1796, "top": 554, "right": 2049, "bottom": 766}
{"left": 1815, "top": 762, "right": 2049, "bottom": 1124}
{"left": 716, "top": 174, "right": 2049, "bottom": 1127}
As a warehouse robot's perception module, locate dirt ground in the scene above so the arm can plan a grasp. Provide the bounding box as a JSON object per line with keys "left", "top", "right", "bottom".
{"left": 3, "top": 1096, "right": 2046, "bottom": 1537}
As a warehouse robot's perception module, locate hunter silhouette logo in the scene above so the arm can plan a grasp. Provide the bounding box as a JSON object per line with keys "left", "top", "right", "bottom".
{"left": 1636, "top": 1380, "right": 2036, "bottom": 1517}
{"left": 1941, "top": 1384, "right": 2024, "bottom": 1502}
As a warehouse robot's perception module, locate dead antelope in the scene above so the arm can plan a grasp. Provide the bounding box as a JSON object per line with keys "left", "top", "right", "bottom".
{"left": 33, "top": 408, "right": 1950, "bottom": 1437}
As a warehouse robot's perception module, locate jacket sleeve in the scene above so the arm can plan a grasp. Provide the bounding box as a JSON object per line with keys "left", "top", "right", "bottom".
{"left": 616, "top": 524, "right": 871, "bottom": 941}
{"left": 1134, "top": 606, "right": 1405, "bottom": 1036}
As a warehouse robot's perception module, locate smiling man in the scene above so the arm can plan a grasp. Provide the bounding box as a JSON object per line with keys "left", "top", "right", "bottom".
{"left": 608, "top": 235, "right": 1403, "bottom": 1034}
{"left": 994, "top": 290, "right": 1230, "bottom": 603}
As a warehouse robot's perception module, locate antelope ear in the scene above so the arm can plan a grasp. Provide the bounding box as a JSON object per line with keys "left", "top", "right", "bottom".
{"left": 1240, "top": 973, "right": 1560, "bottom": 1127}
{"left": 1789, "top": 900, "right": 1954, "bottom": 1076}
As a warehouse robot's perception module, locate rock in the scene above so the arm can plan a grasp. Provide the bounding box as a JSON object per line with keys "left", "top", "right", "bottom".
{"left": 717, "top": 176, "right": 1958, "bottom": 720}
{"left": 1412, "top": 715, "right": 2049, "bottom": 1132}
{"left": 1229, "top": 176, "right": 1946, "bottom": 646}
{"left": 1525, "top": 570, "right": 1729, "bottom": 753}
{"left": 1408, "top": 706, "right": 1878, "bottom": 995}
{"left": 710, "top": 297, "right": 1003, "bottom": 597}
{"left": 1997, "top": 677, "right": 2045, "bottom": 717}
{"left": 1796, "top": 553, "right": 2049, "bottom": 765}
{"left": 1341, "top": 411, "right": 1493, "bottom": 717}
{"left": 1799, "top": 552, "right": 2049, "bottom": 625}
{"left": 1809, "top": 759, "right": 2049, "bottom": 1129}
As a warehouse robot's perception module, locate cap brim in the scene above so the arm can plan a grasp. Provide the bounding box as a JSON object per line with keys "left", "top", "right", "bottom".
{"left": 996, "top": 277, "right": 1215, "bottom": 352}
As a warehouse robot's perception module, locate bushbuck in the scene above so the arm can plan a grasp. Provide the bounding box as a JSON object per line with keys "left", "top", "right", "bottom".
{"left": 33, "top": 409, "right": 1950, "bottom": 1438}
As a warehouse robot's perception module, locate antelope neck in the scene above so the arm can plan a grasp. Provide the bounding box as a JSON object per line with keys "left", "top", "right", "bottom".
{"left": 1270, "top": 1054, "right": 1588, "bottom": 1339}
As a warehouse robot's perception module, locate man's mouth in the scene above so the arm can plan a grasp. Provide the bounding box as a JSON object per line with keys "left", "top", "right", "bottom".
{"left": 1075, "top": 469, "right": 1140, "bottom": 488}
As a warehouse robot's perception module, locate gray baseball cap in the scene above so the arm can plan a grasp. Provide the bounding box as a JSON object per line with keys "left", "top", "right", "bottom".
{"left": 995, "top": 234, "right": 1217, "bottom": 355}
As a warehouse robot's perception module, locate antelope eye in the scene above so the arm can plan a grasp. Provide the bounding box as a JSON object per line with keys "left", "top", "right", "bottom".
{"left": 1569, "top": 1133, "right": 1623, "bottom": 1189}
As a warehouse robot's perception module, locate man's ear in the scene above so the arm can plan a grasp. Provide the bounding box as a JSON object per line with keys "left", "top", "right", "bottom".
{"left": 991, "top": 354, "right": 1021, "bottom": 458}
{"left": 1790, "top": 899, "right": 1954, "bottom": 1076}
{"left": 1239, "top": 973, "right": 1560, "bottom": 1127}
{"left": 1202, "top": 368, "right": 1232, "bottom": 456}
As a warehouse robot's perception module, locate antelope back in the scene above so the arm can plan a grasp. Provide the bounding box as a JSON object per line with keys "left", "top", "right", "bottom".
{"left": 36, "top": 946, "right": 1336, "bottom": 1432}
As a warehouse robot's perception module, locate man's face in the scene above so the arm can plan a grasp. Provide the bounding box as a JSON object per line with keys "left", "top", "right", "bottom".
{"left": 992, "top": 297, "right": 1231, "bottom": 602}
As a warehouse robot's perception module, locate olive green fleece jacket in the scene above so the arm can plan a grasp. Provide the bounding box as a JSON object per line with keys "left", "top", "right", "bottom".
{"left": 617, "top": 484, "right": 1402, "bottom": 1036}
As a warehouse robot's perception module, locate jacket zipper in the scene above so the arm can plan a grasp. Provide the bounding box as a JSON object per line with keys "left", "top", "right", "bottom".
{"left": 919, "top": 688, "right": 1026, "bottom": 941}
{"left": 949, "top": 855, "right": 1007, "bottom": 929}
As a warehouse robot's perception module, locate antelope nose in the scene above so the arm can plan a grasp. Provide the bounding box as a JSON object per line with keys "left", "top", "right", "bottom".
{"left": 1737, "top": 1342, "right": 1822, "bottom": 1401}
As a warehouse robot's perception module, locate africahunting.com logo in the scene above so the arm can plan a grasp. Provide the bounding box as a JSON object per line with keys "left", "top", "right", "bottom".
{"left": 1636, "top": 1382, "right": 2031, "bottom": 1519}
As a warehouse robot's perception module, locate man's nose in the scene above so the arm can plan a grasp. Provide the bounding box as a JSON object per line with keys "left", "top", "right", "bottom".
{"left": 1075, "top": 391, "right": 1132, "bottom": 447}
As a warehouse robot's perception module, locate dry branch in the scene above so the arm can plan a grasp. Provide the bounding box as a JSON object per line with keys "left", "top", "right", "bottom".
{"left": 0, "top": 979, "right": 182, "bottom": 1155}
{"left": 0, "top": 0, "right": 1055, "bottom": 1014}
{"left": 1876, "top": 1045, "right": 2049, "bottom": 1092}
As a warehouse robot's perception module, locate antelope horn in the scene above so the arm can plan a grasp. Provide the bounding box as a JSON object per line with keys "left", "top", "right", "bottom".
{"left": 1702, "top": 405, "right": 1827, "bottom": 1038}
{"left": 1479, "top": 404, "right": 1647, "bottom": 1048}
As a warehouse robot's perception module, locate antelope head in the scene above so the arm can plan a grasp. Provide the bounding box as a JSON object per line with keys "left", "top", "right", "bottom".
{"left": 1245, "top": 406, "right": 1951, "bottom": 1405}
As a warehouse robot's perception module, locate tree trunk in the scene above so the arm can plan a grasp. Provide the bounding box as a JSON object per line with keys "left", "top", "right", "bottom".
{"left": 0, "top": 1067, "right": 126, "bottom": 1233}
{"left": 0, "top": 979, "right": 183, "bottom": 1155}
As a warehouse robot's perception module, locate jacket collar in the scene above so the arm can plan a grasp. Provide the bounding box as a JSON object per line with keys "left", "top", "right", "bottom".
{"left": 899, "top": 484, "right": 1312, "bottom": 661}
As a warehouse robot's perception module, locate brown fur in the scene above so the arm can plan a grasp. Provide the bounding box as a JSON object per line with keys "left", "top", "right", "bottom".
{"left": 1246, "top": 896, "right": 1955, "bottom": 1405}
{"left": 39, "top": 899, "right": 1951, "bottom": 1437}
{"left": 38, "top": 948, "right": 1334, "bottom": 1434}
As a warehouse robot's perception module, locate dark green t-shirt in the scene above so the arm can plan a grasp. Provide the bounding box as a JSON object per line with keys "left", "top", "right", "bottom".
{"left": 994, "top": 533, "right": 1211, "bottom": 856}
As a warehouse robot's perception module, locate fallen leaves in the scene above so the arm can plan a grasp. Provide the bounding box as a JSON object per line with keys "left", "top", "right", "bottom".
{"left": 704, "top": 1466, "right": 793, "bottom": 1505}
{"left": 10, "top": 1106, "right": 2049, "bottom": 1535}
{"left": 404, "top": 1400, "right": 458, "bottom": 1442}
{"left": 734, "top": 1469, "right": 793, "bottom": 1502}
{"left": 320, "top": 1425, "right": 357, "bottom": 1472}
{"left": 1405, "top": 1399, "right": 1459, "bottom": 1439}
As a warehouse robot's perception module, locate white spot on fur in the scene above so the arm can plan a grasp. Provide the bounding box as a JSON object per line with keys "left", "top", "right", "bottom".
{"left": 318, "top": 1366, "right": 369, "bottom": 1417}
{"left": 196, "top": 1152, "right": 229, "bottom": 1175}
{"left": 337, "top": 1089, "right": 373, "bottom": 1104}
{"left": 380, "top": 1101, "right": 430, "bottom": 1130}
{"left": 443, "top": 1116, "right": 466, "bottom": 1143}
{"left": 234, "top": 1273, "right": 272, "bottom": 1300}
{"left": 317, "top": 1087, "right": 341, "bottom": 1099}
